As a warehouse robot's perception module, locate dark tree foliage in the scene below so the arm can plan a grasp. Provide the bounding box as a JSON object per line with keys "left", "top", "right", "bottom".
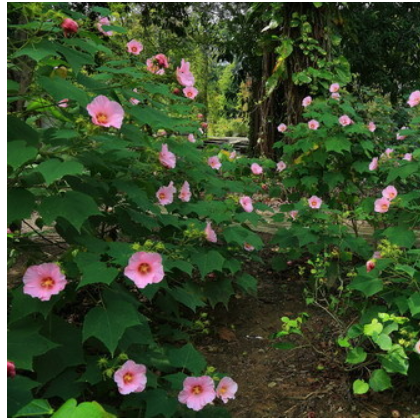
{"left": 341, "top": 3, "right": 420, "bottom": 104}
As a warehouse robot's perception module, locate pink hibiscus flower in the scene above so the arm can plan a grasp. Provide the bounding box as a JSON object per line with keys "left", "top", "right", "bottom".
{"left": 369, "top": 157, "right": 378, "bottom": 171}
{"left": 188, "top": 134, "right": 196, "bottom": 143}
{"left": 179, "top": 181, "right": 191, "bottom": 202}
{"left": 58, "top": 99, "right": 69, "bottom": 108}
{"left": 183, "top": 86, "right": 199, "bottom": 99}
{"left": 331, "top": 92, "right": 340, "bottom": 100}
{"left": 146, "top": 54, "right": 169, "bottom": 74}
{"left": 127, "top": 39, "right": 143, "bottom": 55}
{"left": 368, "top": 121, "right": 376, "bottom": 132}
{"left": 86, "top": 95, "right": 124, "bottom": 129}
{"left": 374, "top": 197, "right": 390, "bottom": 213}
{"left": 208, "top": 156, "right": 222, "bottom": 170}
{"left": 229, "top": 151, "right": 237, "bottom": 160}
{"left": 407, "top": 90, "right": 420, "bottom": 108}
{"left": 124, "top": 252, "right": 164, "bottom": 288}
{"left": 97, "top": 17, "right": 113, "bottom": 36}
{"left": 23, "top": 263, "right": 67, "bottom": 301}
{"left": 366, "top": 259, "right": 376, "bottom": 272}
{"left": 276, "top": 161, "right": 287, "bottom": 172}
{"left": 382, "top": 185, "right": 398, "bottom": 200}
{"left": 302, "top": 96, "right": 312, "bottom": 107}
{"left": 277, "top": 123, "right": 287, "bottom": 133}
{"left": 244, "top": 243, "right": 255, "bottom": 252}
{"left": 159, "top": 144, "right": 176, "bottom": 169}
{"left": 7, "top": 361, "right": 16, "bottom": 379}
{"left": 414, "top": 339, "right": 420, "bottom": 354}
{"left": 61, "top": 18, "right": 78, "bottom": 37}
{"left": 339, "top": 115, "right": 353, "bottom": 127}
{"left": 384, "top": 148, "right": 394, "bottom": 158}
{"left": 308, "top": 196, "right": 322, "bottom": 209}
{"left": 205, "top": 222, "right": 217, "bottom": 243}
{"left": 289, "top": 210, "right": 298, "bottom": 220}
{"left": 113, "top": 360, "right": 147, "bottom": 395}
{"left": 308, "top": 119, "right": 320, "bottom": 130}
{"left": 239, "top": 196, "right": 253, "bottom": 213}
{"left": 329, "top": 83, "right": 340, "bottom": 93}
{"left": 156, "top": 181, "right": 176, "bottom": 206}
{"left": 251, "top": 163, "right": 263, "bottom": 175}
{"left": 403, "top": 153, "right": 412, "bottom": 162}
{"left": 397, "top": 127, "right": 408, "bottom": 140}
{"left": 178, "top": 376, "right": 216, "bottom": 412}
{"left": 216, "top": 377, "right": 238, "bottom": 403}
{"left": 130, "top": 88, "right": 140, "bottom": 105}
{"left": 176, "top": 59, "right": 195, "bottom": 87}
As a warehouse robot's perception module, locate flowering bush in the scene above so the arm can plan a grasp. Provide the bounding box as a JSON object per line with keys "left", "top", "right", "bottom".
{"left": 7, "top": 4, "right": 258, "bottom": 417}
{"left": 271, "top": 83, "right": 420, "bottom": 394}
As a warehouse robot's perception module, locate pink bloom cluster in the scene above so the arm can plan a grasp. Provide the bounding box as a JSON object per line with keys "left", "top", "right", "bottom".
{"left": 147, "top": 54, "right": 169, "bottom": 75}
{"left": 159, "top": 144, "right": 177, "bottom": 169}
{"left": 407, "top": 90, "right": 420, "bottom": 107}
{"left": 97, "top": 17, "right": 113, "bottom": 36}
{"left": 369, "top": 157, "right": 378, "bottom": 171}
{"left": 178, "top": 376, "right": 237, "bottom": 411}
{"left": 205, "top": 222, "right": 217, "bottom": 243}
{"left": 374, "top": 186, "right": 398, "bottom": 213}
{"left": 156, "top": 181, "right": 177, "bottom": 205}
{"left": 124, "top": 252, "right": 164, "bottom": 289}
{"left": 277, "top": 123, "right": 287, "bottom": 133}
{"left": 240, "top": 196, "right": 253, "bottom": 213}
{"left": 127, "top": 39, "right": 143, "bottom": 55}
{"left": 308, "top": 119, "right": 320, "bottom": 130}
{"left": 308, "top": 196, "right": 322, "bottom": 209}
{"left": 339, "top": 115, "right": 353, "bottom": 127}
{"left": 61, "top": 18, "right": 78, "bottom": 37}
{"left": 114, "top": 360, "right": 147, "bottom": 395}
{"left": 87, "top": 95, "right": 124, "bottom": 129}
{"left": 277, "top": 161, "right": 287, "bottom": 172}
{"left": 208, "top": 156, "right": 222, "bottom": 170}
{"left": 251, "top": 163, "right": 263, "bottom": 175}
{"left": 23, "top": 263, "right": 67, "bottom": 301}
{"left": 176, "top": 59, "right": 199, "bottom": 99}
{"left": 368, "top": 121, "right": 376, "bottom": 132}
{"left": 302, "top": 96, "right": 312, "bottom": 107}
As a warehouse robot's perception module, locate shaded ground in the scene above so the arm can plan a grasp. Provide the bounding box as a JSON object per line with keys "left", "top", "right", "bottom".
{"left": 197, "top": 242, "right": 420, "bottom": 418}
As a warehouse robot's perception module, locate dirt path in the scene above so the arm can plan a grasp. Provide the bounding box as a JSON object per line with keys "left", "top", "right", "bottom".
{"left": 197, "top": 245, "right": 420, "bottom": 418}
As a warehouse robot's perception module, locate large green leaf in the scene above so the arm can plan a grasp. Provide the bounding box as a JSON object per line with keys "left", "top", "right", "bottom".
{"left": 203, "top": 278, "right": 235, "bottom": 308}
{"left": 8, "top": 141, "right": 38, "bottom": 169}
{"left": 8, "top": 376, "right": 39, "bottom": 418}
{"left": 75, "top": 253, "right": 119, "bottom": 288}
{"left": 34, "top": 159, "right": 85, "bottom": 186}
{"left": 167, "top": 344, "right": 206, "bottom": 376}
{"left": 369, "top": 369, "right": 392, "bottom": 392}
{"left": 7, "top": 188, "right": 36, "bottom": 225}
{"left": 82, "top": 293, "right": 144, "bottom": 355}
{"left": 39, "top": 191, "right": 101, "bottom": 232}
{"left": 14, "top": 399, "right": 54, "bottom": 418}
{"left": 52, "top": 399, "right": 116, "bottom": 418}
{"left": 39, "top": 76, "right": 90, "bottom": 107}
{"left": 169, "top": 282, "right": 206, "bottom": 311}
{"left": 192, "top": 250, "right": 225, "bottom": 279}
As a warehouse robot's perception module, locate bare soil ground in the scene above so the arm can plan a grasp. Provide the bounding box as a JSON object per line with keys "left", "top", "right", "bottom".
{"left": 197, "top": 240, "right": 420, "bottom": 418}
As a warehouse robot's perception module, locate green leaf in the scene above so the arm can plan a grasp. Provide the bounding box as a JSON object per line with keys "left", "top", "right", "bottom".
{"left": 203, "top": 278, "right": 235, "bottom": 308}
{"left": 14, "top": 399, "right": 54, "bottom": 418}
{"left": 235, "top": 273, "right": 258, "bottom": 295}
{"left": 101, "top": 25, "right": 127, "bottom": 34}
{"left": 75, "top": 253, "right": 119, "bottom": 288}
{"left": 369, "top": 369, "right": 392, "bottom": 392}
{"left": 7, "top": 188, "right": 36, "bottom": 225}
{"left": 8, "top": 141, "right": 38, "bottom": 169}
{"left": 57, "top": 45, "right": 94, "bottom": 74}
{"left": 192, "top": 250, "right": 225, "bottom": 279}
{"left": 408, "top": 292, "right": 420, "bottom": 316}
{"left": 382, "top": 227, "right": 416, "bottom": 248}
{"left": 39, "top": 76, "right": 90, "bottom": 107}
{"left": 82, "top": 293, "right": 144, "bottom": 355}
{"left": 378, "top": 347, "right": 409, "bottom": 375}
{"left": 12, "top": 40, "right": 57, "bottom": 62}
{"left": 272, "top": 342, "right": 296, "bottom": 350}
{"left": 373, "top": 333, "right": 392, "bottom": 351}
{"left": 364, "top": 319, "right": 383, "bottom": 336}
{"left": 167, "top": 344, "right": 206, "bottom": 376}
{"left": 324, "top": 136, "right": 351, "bottom": 154}
{"left": 349, "top": 275, "right": 383, "bottom": 297}
{"left": 346, "top": 347, "right": 367, "bottom": 364}
{"left": 35, "top": 159, "right": 84, "bottom": 186}
{"left": 141, "top": 390, "right": 177, "bottom": 418}
{"left": 353, "top": 379, "right": 369, "bottom": 394}
{"left": 8, "top": 325, "right": 59, "bottom": 371}
{"left": 169, "top": 282, "right": 205, "bottom": 312}
{"left": 8, "top": 376, "right": 39, "bottom": 418}
{"left": 39, "top": 191, "right": 101, "bottom": 232}
{"left": 52, "top": 399, "right": 116, "bottom": 418}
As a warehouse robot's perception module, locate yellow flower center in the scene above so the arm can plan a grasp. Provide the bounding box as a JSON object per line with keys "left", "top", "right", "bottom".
{"left": 132, "top": 47, "right": 137, "bottom": 52}
{"left": 159, "top": 192, "right": 166, "bottom": 200}
{"left": 97, "top": 113, "right": 108, "bottom": 124}
{"left": 311, "top": 201, "right": 317, "bottom": 207}
{"left": 192, "top": 385, "right": 202, "bottom": 395}
{"left": 41, "top": 277, "right": 55, "bottom": 289}
{"left": 219, "top": 386, "right": 227, "bottom": 394}
{"left": 138, "top": 263, "right": 151, "bottom": 275}
{"left": 123, "top": 373, "right": 133, "bottom": 384}
{"left": 382, "top": 203, "right": 388, "bottom": 211}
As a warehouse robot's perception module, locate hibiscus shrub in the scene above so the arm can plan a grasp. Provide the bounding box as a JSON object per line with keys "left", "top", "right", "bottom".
{"left": 7, "top": 4, "right": 254, "bottom": 417}
{"left": 271, "top": 85, "right": 420, "bottom": 393}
